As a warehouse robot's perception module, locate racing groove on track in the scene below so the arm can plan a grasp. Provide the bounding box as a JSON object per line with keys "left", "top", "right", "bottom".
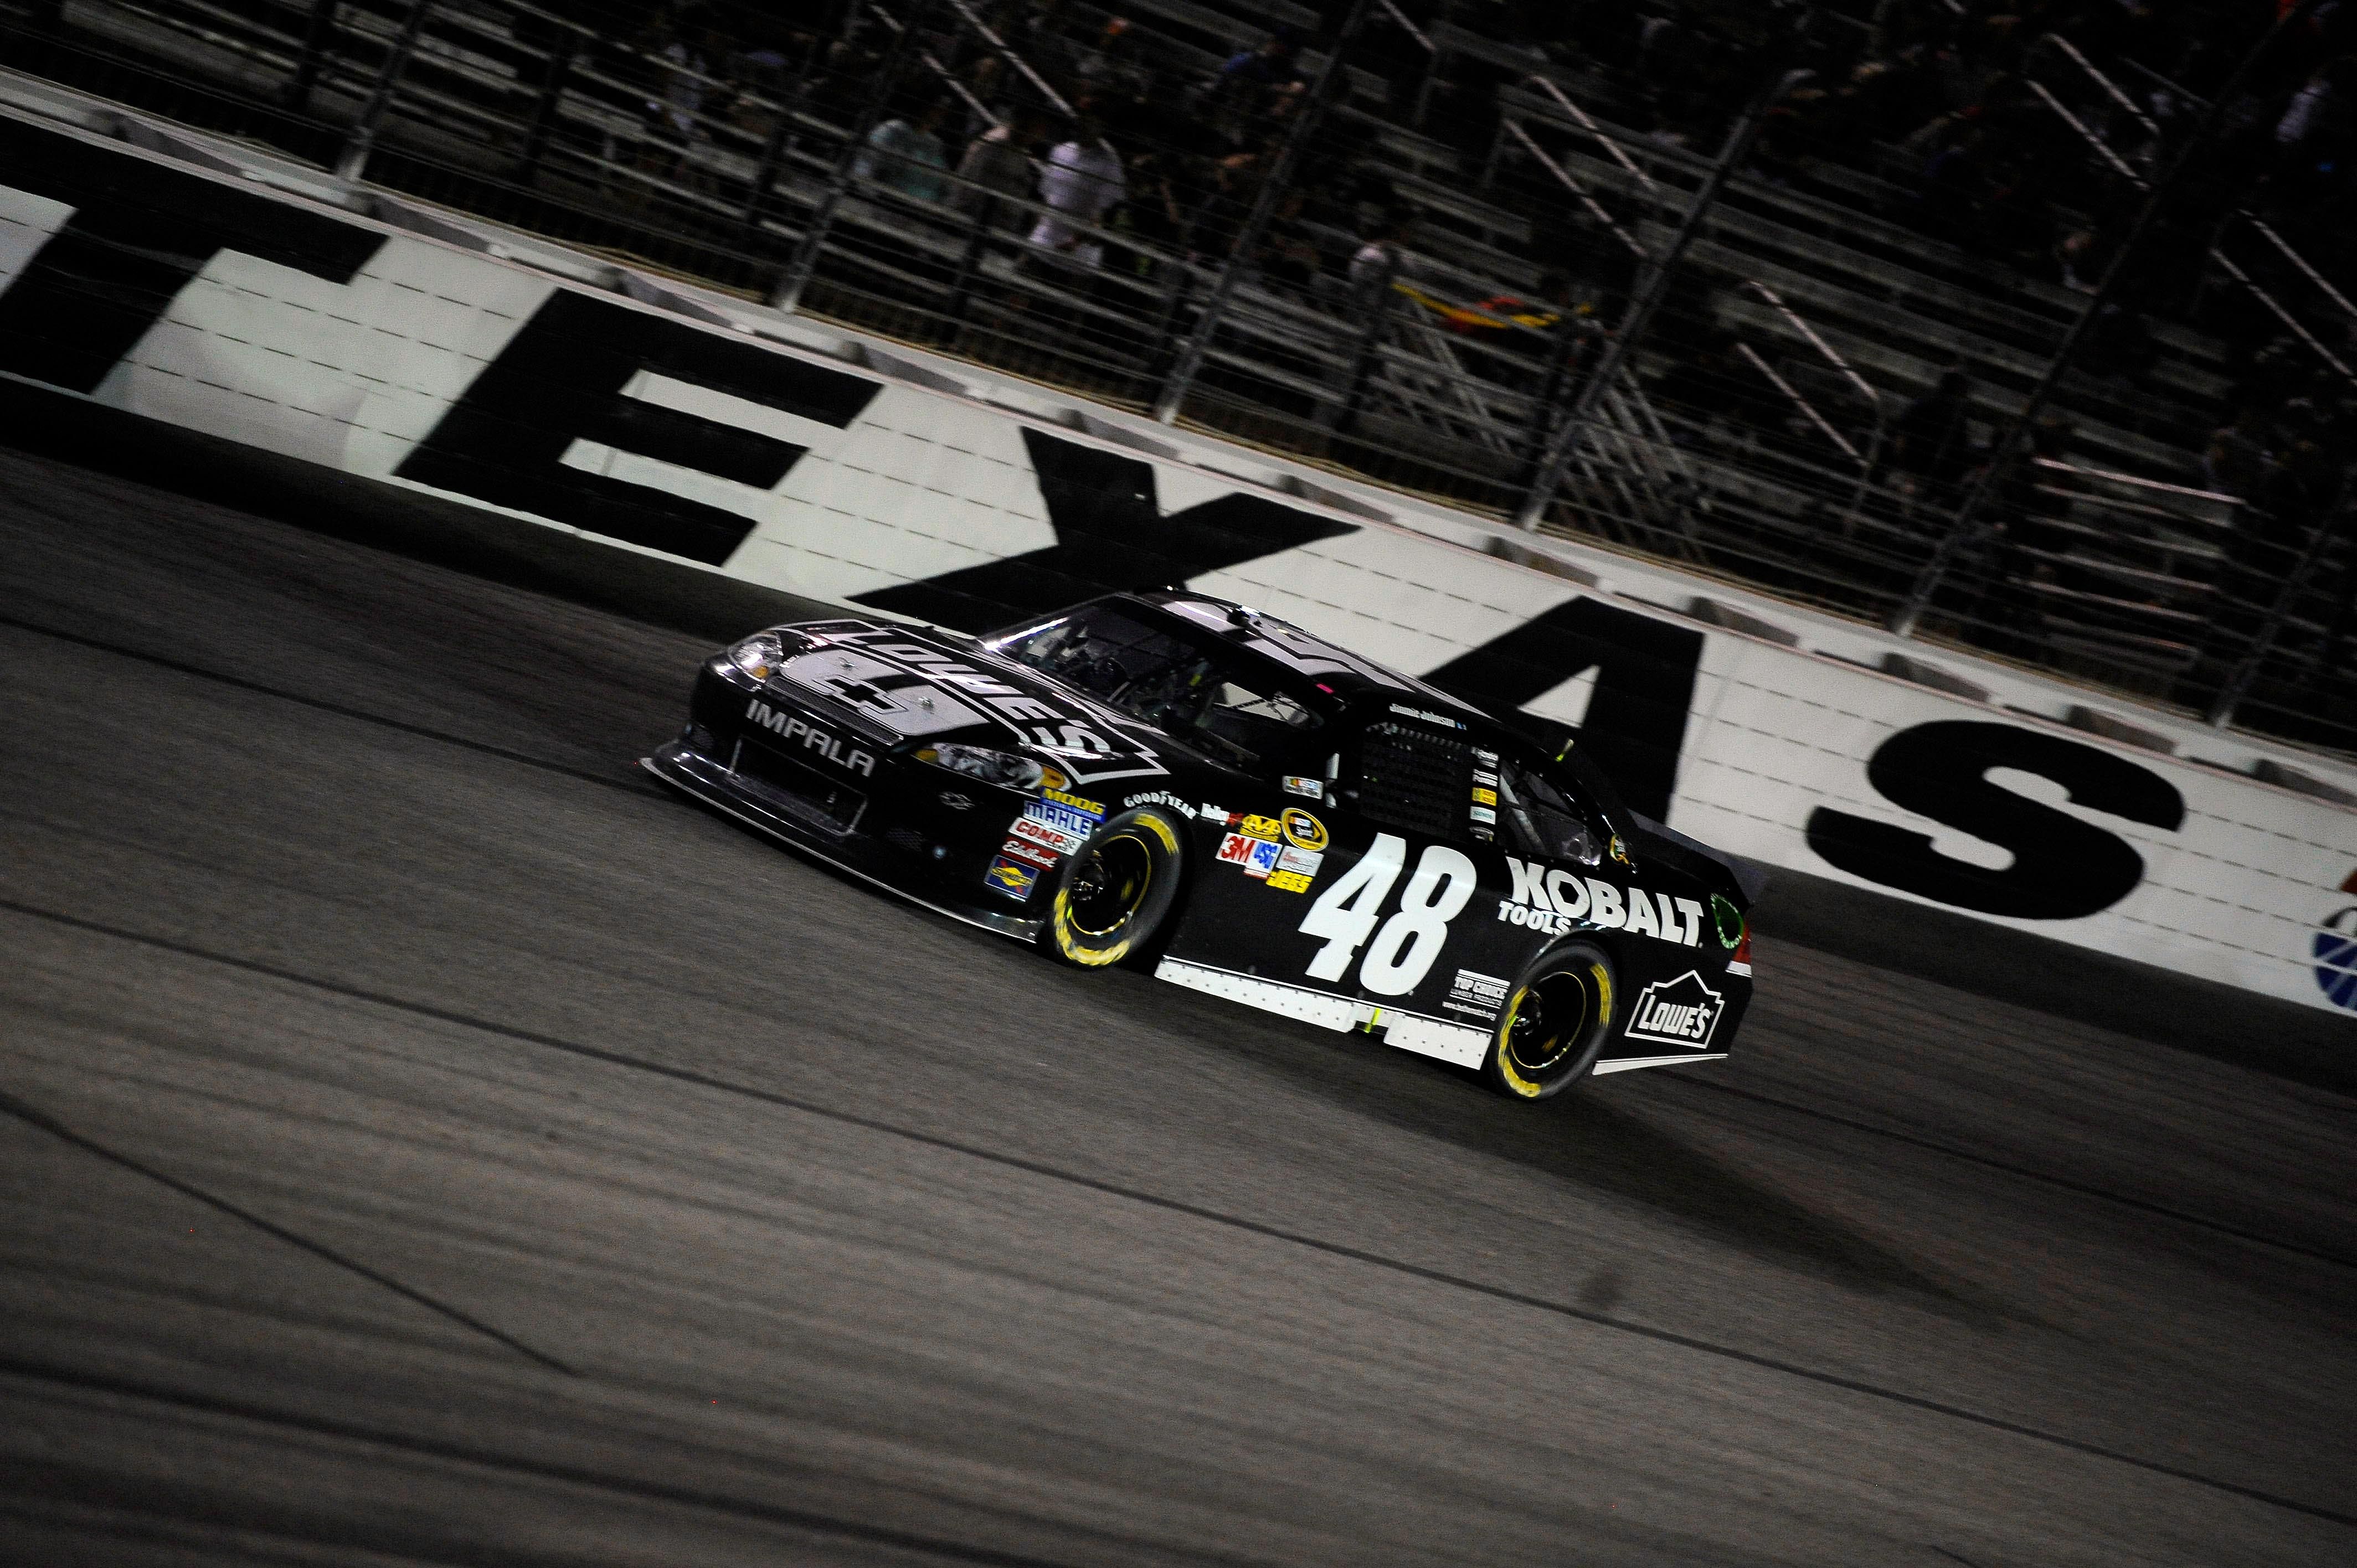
{"left": 2, "top": 445, "right": 2354, "bottom": 1565}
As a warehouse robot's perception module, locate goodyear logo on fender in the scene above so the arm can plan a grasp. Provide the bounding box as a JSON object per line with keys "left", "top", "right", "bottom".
{"left": 1279, "top": 808, "right": 1327, "bottom": 852}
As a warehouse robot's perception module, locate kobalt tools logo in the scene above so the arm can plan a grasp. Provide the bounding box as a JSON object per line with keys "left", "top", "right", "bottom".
{"left": 745, "top": 699, "right": 876, "bottom": 776}
{"left": 1624, "top": 971, "right": 1725, "bottom": 1050}
{"left": 1495, "top": 858, "right": 1705, "bottom": 945}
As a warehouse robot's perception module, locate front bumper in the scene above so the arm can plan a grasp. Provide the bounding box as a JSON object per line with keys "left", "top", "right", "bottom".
{"left": 645, "top": 666, "right": 1054, "bottom": 942}
{"left": 650, "top": 735, "right": 1046, "bottom": 943}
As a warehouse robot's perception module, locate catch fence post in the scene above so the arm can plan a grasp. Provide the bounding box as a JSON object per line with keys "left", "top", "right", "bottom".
{"left": 334, "top": 0, "right": 434, "bottom": 183}
{"left": 1513, "top": 29, "right": 1814, "bottom": 532}
{"left": 286, "top": 0, "right": 342, "bottom": 115}
{"left": 2207, "top": 484, "right": 2350, "bottom": 729}
{"left": 1151, "top": 0, "right": 1375, "bottom": 426}
{"left": 516, "top": 29, "right": 580, "bottom": 184}
{"left": 1887, "top": 0, "right": 2318, "bottom": 637}
{"left": 771, "top": 0, "right": 938, "bottom": 316}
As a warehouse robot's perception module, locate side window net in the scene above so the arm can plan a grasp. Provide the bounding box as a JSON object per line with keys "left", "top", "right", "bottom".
{"left": 1356, "top": 723, "right": 1472, "bottom": 838}
{"left": 1498, "top": 757, "right": 1602, "bottom": 864}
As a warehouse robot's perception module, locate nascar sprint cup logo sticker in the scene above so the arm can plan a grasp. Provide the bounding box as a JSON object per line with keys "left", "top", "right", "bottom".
{"left": 1624, "top": 971, "right": 1725, "bottom": 1050}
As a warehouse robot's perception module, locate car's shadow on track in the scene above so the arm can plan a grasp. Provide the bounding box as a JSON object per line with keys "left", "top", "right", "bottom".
{"left": 1064, "top": 947, "right": 1998, "bottom": 1319}
{"left": 689, "top": 799, "right": 1999, "bottom": 1321}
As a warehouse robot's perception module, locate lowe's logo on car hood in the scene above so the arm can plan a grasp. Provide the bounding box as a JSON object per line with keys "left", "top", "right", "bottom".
{"left": 1624, "top": 971, "right": 1725, "bottom": 1050}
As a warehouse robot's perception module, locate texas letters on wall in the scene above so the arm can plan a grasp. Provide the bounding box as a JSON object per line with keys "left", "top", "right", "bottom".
{"left": 3, "top": 111, "right": 2350, "bottom": 1014}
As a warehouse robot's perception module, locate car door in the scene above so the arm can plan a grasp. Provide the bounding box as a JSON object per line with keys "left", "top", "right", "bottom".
{"left": 1161, "top": 714, "right": 1525, "bottom": 1044}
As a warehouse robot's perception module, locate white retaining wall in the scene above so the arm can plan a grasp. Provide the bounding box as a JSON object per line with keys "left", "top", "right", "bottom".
{"left": 4, "top": 92, "right": 2353, "bottom": 1019}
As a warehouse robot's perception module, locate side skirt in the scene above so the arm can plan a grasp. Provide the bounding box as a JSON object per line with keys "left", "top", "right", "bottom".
{"left": 1155, "top": 958, "right": 1490, "bottom": 1069}
{"left": 1592, "top": 1053, "right": 1729, "bottom": 1075}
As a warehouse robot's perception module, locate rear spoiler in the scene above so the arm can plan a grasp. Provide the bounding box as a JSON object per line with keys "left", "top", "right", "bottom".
{"left": 1628, "top": 813, "right": 1771, "bottom": 907}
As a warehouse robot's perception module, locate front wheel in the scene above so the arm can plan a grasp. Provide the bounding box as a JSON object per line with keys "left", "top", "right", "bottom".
{"left": 1483, "top": 942, "right": 1617, "bottom": 1101}
{"left": 1045, "top": 807, "right": 1186, "bottom": 968}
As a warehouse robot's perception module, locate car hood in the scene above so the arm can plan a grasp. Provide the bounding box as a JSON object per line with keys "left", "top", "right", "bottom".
{"left": 770, "top": 619, "right": 1176, "bottom": 790}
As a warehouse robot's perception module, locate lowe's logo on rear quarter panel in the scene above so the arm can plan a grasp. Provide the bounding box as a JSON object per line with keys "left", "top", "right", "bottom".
{"left": 1624, "top": 972, "right": 1725, "bottom": 1050}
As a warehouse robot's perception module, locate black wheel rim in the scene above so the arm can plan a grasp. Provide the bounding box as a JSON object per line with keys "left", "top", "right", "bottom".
{"left": 1067, "top": 831, "right": 1155, "bottom": 939}
{"left": 1499, "top": 966, "right": 1602, "bottom": 1096}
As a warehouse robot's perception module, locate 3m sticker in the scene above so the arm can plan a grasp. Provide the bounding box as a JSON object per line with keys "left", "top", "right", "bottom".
{"left": 1266, "top": 869, "right": 1314, "bottom": 893}
{"left": 984, "top": 855, "right": 1040, "bottom": 899}
{"left": 1216, "top": 833, "right": 1257, "bottom": 865}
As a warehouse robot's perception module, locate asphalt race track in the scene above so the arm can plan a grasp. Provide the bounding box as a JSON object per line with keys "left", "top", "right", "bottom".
{"left": 3, "top": 426, "right": 2355, "bottom": 1566}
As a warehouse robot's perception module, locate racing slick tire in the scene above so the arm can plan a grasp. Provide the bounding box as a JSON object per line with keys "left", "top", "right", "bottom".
{"left": 1045, "top": 806, "right": 1187, "bottom": 969}
{"left": 1481, "top": 942, "right": 1617, "bottom": 1101}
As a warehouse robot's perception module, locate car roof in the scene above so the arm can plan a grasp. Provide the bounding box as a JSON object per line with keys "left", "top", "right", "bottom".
{"left": 1120, "top": 590, "right": 1488, "bottom": 722}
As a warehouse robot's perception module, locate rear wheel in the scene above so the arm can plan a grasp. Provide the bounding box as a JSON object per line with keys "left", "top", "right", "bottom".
{"left": 1483, "top": 942, "right": 1615, "bottom": 1101}
{"left": 1046, "top": 807, "right": 1185, "bottom": 968}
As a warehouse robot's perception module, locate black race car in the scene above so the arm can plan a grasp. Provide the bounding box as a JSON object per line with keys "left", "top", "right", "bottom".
{"left": 644, "top": 590, "right": 1757, "bottom": 1097}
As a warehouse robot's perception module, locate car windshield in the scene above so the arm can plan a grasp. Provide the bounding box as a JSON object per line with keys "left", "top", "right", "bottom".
{"left": 989, "top": 604, "right": 1322, "bottom": 767}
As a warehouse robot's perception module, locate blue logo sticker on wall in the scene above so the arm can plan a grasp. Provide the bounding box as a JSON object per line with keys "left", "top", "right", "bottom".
{"left": 2316, "top": 907, "right": 2357, "bottom": 1012}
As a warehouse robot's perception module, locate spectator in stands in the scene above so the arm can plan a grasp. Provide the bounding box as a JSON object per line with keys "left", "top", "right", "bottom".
{"left": 1201, "top": 27, "right": 1306, "bottom": 148}
{"left": 1074, "top": 16, "right": 1153, "bottom": 105}
{"left": 1347, "top": 213, "right": 1416, "bottom": 313}
{"left": 2202, "top": 406, "right": 2273, "bottom": 500}
{"left": 1028, "top": 103, "right": 1127, "bottom": 270}
{"left": 856, "top": 95, "right": 956, "bottom": 206}
{"left": 956, "top": 108, "right": 1048, "bottom": 229}
{"left": 1887, "top": 365, "right": 1979, "bottom": 510}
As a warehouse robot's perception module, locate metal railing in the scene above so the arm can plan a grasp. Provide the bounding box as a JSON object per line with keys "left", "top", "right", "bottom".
{"left": 1, "top": 0, "right": 2349, "bottom": 757}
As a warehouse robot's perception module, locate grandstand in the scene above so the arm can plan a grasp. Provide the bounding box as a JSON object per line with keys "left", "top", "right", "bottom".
{"left": 2, "top": 0, "right": 2350, "bottom": 756}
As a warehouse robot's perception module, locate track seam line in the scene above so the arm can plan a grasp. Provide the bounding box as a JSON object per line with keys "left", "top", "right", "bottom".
{"left": 0, "top": 1087, "right": 578, "bottom": 1378}
{"left": 1652, "top": 1073, "right": 2357, "bottom": 1270}
{"left": 0, "top": 615, "right": 656, "bottom": 798}
{"left": 5, "top": 898, "right": 2351, "bottom": 1530}
{"left": 0, "top": 1360, "right": 1103, "bottom": 1568}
